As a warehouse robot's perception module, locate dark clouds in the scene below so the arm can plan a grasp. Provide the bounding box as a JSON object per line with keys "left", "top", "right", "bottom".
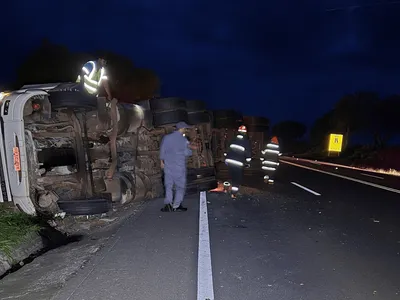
{"left": 2, "top": 0, "right": 400, "bottom": 125}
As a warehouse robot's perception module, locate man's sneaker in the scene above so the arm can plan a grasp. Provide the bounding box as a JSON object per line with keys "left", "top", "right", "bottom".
{"left": 231, "top": 194, "right": 237, "bottom": 199}
{"left": 160, "top": 204, "right": 173, "bottom": 212}
{"left": 173, "top": 205, "right": 188, "bottom": 212}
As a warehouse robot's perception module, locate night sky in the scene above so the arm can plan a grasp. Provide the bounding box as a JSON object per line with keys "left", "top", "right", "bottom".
{"left": 2, "top": 0, "right": 400, "bottom": 126}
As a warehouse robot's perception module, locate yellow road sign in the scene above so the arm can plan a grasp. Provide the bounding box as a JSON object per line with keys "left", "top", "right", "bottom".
{"left": 328, "top": 133, "right": 343, "bottom": 152}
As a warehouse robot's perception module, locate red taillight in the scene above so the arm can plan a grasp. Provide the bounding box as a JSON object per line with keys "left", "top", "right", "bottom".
{"left": 32, "top": 103, "right": 41, "bottom": 111}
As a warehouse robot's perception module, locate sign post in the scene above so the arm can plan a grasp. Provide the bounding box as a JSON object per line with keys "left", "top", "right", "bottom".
{"left": 327, "top": 133, "right": 343, "bottom": 156}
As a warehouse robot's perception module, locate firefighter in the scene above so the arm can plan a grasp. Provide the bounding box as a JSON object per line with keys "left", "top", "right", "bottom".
{"left": 224, "top": 125, "right": 252, "bottom": 198}
{"left": 260, "top": 136, "right": 280, "bottom": 184}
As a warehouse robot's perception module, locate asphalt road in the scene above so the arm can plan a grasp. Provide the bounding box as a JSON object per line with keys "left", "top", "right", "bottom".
{"left": 2, "top": 159, "right": 400, "bottom": 300}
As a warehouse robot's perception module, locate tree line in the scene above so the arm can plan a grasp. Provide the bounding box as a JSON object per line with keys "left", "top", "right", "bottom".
{"left": 11, "top": 39, "right": 161, "bottom": 102}
{"left": 272, "top": 91, "right": 400, "bottom": 153}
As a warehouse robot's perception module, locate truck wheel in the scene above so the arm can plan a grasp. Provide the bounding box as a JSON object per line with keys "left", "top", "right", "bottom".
{"left": 150, "top": 97, "right": 186, "bottom": 112}
{"left": 153, "top": 110, "right": 189, "bottom": 127}
{"left": 188, "top": 111, "right": 211, "bottom": 125}
{"left": 57, "top": 197, "right": 111, "bottom": 216}
{"left": 48, "top": 89, "right": 97, "bottom": 110}
{"left": 186, "top": 100, "right": 207, "bottom": 112}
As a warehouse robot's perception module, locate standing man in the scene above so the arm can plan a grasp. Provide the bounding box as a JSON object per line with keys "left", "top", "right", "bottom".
{"left": 224, "top": 125, "right": 252, "bottom": 198}
{"left": 160, "top": 122, "right": 195, "bottom": 212}
{"left": 260, "top": 136, "right": 280, "bottom": 184}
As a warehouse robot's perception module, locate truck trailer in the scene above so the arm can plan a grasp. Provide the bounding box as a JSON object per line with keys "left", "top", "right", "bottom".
{"left": 0, "top": 83, "right": 217, "bottom": 216}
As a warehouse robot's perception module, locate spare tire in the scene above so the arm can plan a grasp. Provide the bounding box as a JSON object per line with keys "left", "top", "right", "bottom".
{"left": 48, "top": 90, "right": 97, "bottom": 111}
{"left": 153, "top": 110, "right": 188, "bottom": 127}
{"left": 150, "top": 97, "right": 186, "bottom": 112}
{"left": 57, "top": 197, "right": 111, "bottom": 215}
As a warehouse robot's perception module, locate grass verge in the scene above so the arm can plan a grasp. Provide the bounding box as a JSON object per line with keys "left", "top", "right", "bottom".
{"left": 0, "top": 204, "right": 41, "bottom": 258}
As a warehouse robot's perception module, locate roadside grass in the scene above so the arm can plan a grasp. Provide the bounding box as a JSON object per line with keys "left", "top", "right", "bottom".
{"left": 0, "top": 204, "right": 41, "bottom": 257}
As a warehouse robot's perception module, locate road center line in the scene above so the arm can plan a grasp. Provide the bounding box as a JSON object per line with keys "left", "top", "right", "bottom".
{"left": 291, "top": 182, "right": 321, "bottom": 196}
{"left": 197, "top": 191, "right": 215, "bottom": 300}
{"left": 360, "top": 173, "right": 384, "bottom": 180}
{"left": 281, "top": 160, "right": 400, "bottom": 194}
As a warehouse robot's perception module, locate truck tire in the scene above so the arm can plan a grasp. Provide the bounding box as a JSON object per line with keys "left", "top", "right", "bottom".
{"left": 48, "top": 91, "right": 97, "bottom": 110}
{"left": 57, "top": 197, "right": 111, "bottom": 215}
{"left": 150, "top": 97, "right": 186, "bottom": 112}
{"left": 188, "top": 111, "right": 210, "bottom": 125}
{"left": 186, "top": 100, "right": 207, "bottom": 112}
{"left": 153, "top": 110, "right": 188, "bottom": 127}
{"left": 187, "top": 167, "right": 216, "bottom": 182}
{"left": 186, "top": 177, "right": 218, "bottom": 195}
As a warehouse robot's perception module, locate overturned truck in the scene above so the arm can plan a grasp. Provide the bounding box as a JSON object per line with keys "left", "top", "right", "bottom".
{"left": 0, "top": 83, "right": 216, "bottom": 216}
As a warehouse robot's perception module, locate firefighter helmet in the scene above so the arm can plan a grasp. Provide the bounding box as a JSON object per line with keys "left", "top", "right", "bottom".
{"left": 271, "top": 136, "right": 279, "bottom": 144}
{"left": 238, "top": 125, "right": 247, "bottom": 133}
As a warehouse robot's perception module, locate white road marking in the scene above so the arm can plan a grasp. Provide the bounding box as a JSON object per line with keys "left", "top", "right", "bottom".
{"left": 282, "top": 160, "right": 400, "bottom": 194}
{"left": 291, "top": 182, "right": 321, "bottom": 196}
{"left": 361, "top": 173, "right": 384, "bottom": 180}
{"left": 197, "top": 191, "right": 215, "bottom": 300}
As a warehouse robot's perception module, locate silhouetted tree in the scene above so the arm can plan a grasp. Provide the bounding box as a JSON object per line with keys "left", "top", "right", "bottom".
{"left": 310, "top": 110, "right": 335, "bottom": 148}
{"left": 117, "top": 68, "right": 161, "bottom": 102}
{"left": 15, "top": 38, "right": 79, "bottom": 86}
{"left": 373, "top": 95, "right": 400, "bottom": 147}
{"left": 272, "top": 120, "right": 307, "bottom": 141}
{"left": 331, "top": 91, "right": 379, "bottom": 148}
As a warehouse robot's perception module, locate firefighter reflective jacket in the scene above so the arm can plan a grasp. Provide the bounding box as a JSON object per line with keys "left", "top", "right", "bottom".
{"left": 224, "top": 133, "right": 252, "bottom": 167}
{"left": 261, "top": 137, "right": 280, "bottom": 171}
